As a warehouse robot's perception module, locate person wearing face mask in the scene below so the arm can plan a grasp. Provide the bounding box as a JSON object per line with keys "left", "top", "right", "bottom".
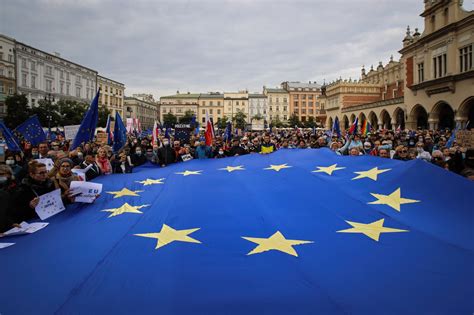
{"left": 149, "top": 145, "right": 160, "bottom": 165}
{"left": 112, "top": 153, "right": 133, "bottom": 173}
{"left": 0, "top": 164, "right": 17, "bottom": 193}
{"left": 5, "top": 155, "right": 23, "bottom": 180}
{"left": 131, "top": 146, "right": 147, "bottom": 167}
{"left": 158, "top": 138, "right": 176, "bottom": 167}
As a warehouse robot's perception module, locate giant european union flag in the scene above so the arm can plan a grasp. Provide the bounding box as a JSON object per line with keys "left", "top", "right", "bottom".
{"left": 1, "top": 149, "right": 472, "bottom": 314}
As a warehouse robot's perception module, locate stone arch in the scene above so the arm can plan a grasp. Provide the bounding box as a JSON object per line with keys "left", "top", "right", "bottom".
{"left": 342, "top": 115, "right": 349, "bottom": 129}
{"left": 327, "top": 116, "right": 334, "bottom": 129}
{"left": 368, "top": 111, "right": 378, "bottom": 130}
{"left": 409, "top": 104, "right": 429, "bottom": 129}
{"left": 393, "top": 107, "right": 405, "bottom": 130}
{"left": 380, "top": 110, "right": 392, "bottom": 129}
{"left": 458, "top": 97, "right": 474, "bottom": 129}
{"left": 431, "top": 101, "right": 455, "bottom": 130}
{"left": 359, "top": 112, "right": 367, "bottom": 123}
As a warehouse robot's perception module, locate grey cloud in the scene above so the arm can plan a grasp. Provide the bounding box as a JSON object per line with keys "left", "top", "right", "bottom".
{"left": 1, "top": 0, "right": 425, "bottom": 97}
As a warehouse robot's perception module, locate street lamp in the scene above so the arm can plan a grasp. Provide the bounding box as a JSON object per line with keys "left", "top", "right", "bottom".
{"left": 44, "top": 93, "right": 55, "bottom": 138}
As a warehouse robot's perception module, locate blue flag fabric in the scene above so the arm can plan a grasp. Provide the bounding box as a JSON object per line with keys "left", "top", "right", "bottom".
{"left": 332, "top": 116, "right": 341, "bottom": 138}
{"left": 15, "top": 115, "right": 46, "bottom": 146}
{"left": 446, "top": 122, "right": 461, "bottom": 148}
{"left": 71, "top": 90, "right": 100, "bottom": 150}
{"left": 224, "top": 121, "right": 232, "bottom": 142}
{"left": 105, "top": 114, "right": 112, "bottom": 145}
{"left": 113, "top": 112, "right": 127, "bottom": 153}
{"left": 0, "top": 149, "right": 472, "bottom": 314}
{"left": 0, "top": 122, "right": 22, "bottom": 151}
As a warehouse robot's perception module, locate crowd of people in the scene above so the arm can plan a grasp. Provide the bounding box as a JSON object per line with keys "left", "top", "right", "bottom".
{"left": 1, "top": 127, "right": 473, "bottom": 234}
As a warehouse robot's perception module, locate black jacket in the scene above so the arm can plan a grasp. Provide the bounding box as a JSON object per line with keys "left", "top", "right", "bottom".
{"left": 15, "top": 177, "right": 56, "bottom": 222}
{"left": 158, "top": 146, "right": 176, "bottom": 166}
{"left": 80, "top": 161, "right": 102, "bottom": 181}
{"left": 0, "top": 190, "right": 16, "bottom": 233}
{"left": 112, "top": 161, "right": 133, "bottom": 174}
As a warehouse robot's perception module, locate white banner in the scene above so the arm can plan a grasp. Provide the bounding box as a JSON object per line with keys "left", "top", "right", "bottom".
{"left": 64, "top": 125, "right": 81, "bottom": 140}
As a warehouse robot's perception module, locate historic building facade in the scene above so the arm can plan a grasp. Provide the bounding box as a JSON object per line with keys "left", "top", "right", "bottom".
{"left": 15, "top": 41, "right": 98, "bottom": 107}
{"left": 159, "top": 92, "right": 199, "bottom": 123}
{"left": 281, "top": 81, "right": 325, "bottom": 124}
{"left": 248, "top": 93, "right": 268, "bottom": 122}
{"left": 98, "top": 75, "right": 125, "bottom": 118}
{"left": 123, "top": 96, "right": 158, "bottom": 130}
{"left": 198, "top": 92, "right": 224, "bottom": 123}
{"left": 0, "top": 34, "right": 16, "bottom": 118}
{"left": 263, "top": 87, "right": 289, "bottom": 123}
{"left": 223, "top": 91, "right": 249, "bottom": 122}
{"left": 400, "top": 0, "right": 474, "bottom": 130}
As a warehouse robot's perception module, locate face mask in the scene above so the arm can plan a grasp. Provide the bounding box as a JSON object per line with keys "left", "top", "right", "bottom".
{"left": 416, "top": 147, "right": 423, "bottom": 153}
{"left": 136, "top": 151, "right": 142, "bottom": 155}
{"left": 77, "top": 153, "right": 83, "bottom": 159}
{"left": 219, "top": 151, "right": 224, "bottom": 155}
{"left": 6, "top": 160, "right": 15, "bottom": 165}
{"left": 163, "top": 141, "right": 169, "bottom": 146}
{"left": 0, "top": 176, "right": 7, "bottom": 184}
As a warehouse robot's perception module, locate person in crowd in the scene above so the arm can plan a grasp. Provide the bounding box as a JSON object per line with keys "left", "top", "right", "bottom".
{"left": 15, "top": 161, "right": 56, "bottom": 222}
{"left": 179, "top": 145, "right": 194, "bottom": 162}
{"left": 195, "top": 139, "right": 213, "bottom": 159}
{"left": 158, "top": 138, "right": 176, "bottom": 167}
{"left": 393, "top": 146, "right": 410, "bottom": 161}
{"left": 96, "top": 147, "right": 113, "bottom": 175}
{"left": 379, "top": 148, "right": 390, "bottom": 158}
{"left": 149, "top": 145, "right": 161, "bottom": 165}
{"left": 259, "top": 134, "right": 276, "bottom": 154}
{"left": 0, "top": 164, "right": 17, "bottom": 193}
{"left": 113, "top": 153, "right": 133, "bottom": 174}
{"left": 38, "top": 142, "right": 50, "bottom": 159}
{"left": 131, "top": 146, "right": 147, "bottom": 167}
{"left": 227, "top": 138, "right": 247, "bottom": 156}
{"left": 5, "top": 154, "right": 24, "bottom": 180}
{"left": 80, "top": 154, "right": 102, "bottom": 181}
{"left": 52, "top": 158, "right": 81, "bottom": 203}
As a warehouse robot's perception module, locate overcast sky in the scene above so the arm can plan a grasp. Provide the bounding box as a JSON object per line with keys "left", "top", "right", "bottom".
{"left": 2, "top": 0, "right": 455, "bottom": 98}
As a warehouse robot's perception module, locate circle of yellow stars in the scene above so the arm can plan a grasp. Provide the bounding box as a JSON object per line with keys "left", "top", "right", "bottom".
{"left": 98, "top": 160, "right": 421, "bottom": 256}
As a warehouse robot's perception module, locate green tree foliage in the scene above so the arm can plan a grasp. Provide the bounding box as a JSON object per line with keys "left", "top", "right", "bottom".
{"left": 252, "top": 114, "right": 264, "bottom": 121}
{"left": 163, "top": 112, "right": 178, "bottom": 127}
{"left": 271, "top": 117, "right": 285, "bottom": 128}
{"left": 98, "top": 105, "right": 111, "bottom": 127}
{"left": 4, "top": 94, "right": 30, "bottom": 128}
{"left": 287, "top": 114, "right": 302, "bottom": 128}
{"left": 178, "top": 110, "right": 195, "bottom": 124}
{"left": 216, "top": 116, "right": 229, "bottom": 130}
{"left": 304, "top": 116, "right": 317, "bottom": 128}
{"left": 233, "top": 112, "right": 247, "bottom": 130}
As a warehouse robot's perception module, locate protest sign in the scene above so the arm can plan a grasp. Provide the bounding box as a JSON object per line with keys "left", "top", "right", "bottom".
{"left": 64, "top": 125, "right": 81, "bottom": 140}
{"left": 35, "top": 189, "right": 65, "bottom": 220}
{"left": 70, "top": 181, "right": 102, "bottom": 203}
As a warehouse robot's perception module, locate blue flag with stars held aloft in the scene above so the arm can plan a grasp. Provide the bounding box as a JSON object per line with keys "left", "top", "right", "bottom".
{"left": 0, "top": 149, "right": 472, "bottom": 314}
{"left": 0, "top": 122, "right": 22, "bottom": 151}
{"left": 15, "top": 115, "right": 46, "bottom": 146}
{"left": 71, "top": 90, "right": 100, "bottom": 150}
{"left": 113, "top": 111, "right": 127, "bottom": 153}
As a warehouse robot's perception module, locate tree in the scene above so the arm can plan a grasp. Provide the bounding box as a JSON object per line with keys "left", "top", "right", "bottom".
{"left": 30, "top": 99, "right": 62, "bottom": 129}
{"left": 304, "top": 116, "right": 317, "bottom": 128}
{"left": 4, "top": 94, "right": 30, "bottom": 128}
{"left": 216, "top": 116, "right": 229, "bottom": 130}
{"left": 56, "top": 100, "right": 88, "bottom": 126}
{"left": 252, "top": 114, "right": 263, "bottom": 121}
{"left": 178, "top": 110, "right": 195, "bottom": 124}
{"left": 287, "top": 114, "right": 302, "bottom": 128}
{"left": 98, "top": 105, "right": 111, "bottom": 127}
{"left": 271, "top": 117, "right": 285, "bottom": 128}
{"left": 233, "top": 112, "right": 247, "bottom": 130}
{"left": 163, "top": 112, "right": 177, "bottom": 127}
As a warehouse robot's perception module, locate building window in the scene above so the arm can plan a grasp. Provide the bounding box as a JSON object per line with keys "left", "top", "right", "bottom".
{"left": 459, "top": 45, "right": 472, "bottom": 73}
{"left": 236, "top": 101, "right": 239, "bottom": 105}
{"left": 8, "top": 55, "right": 13, "bottom": 62}
{"left": 202, "top": 101, "right": 206, "bottom": 106}
{"left": 202, "top": 117, "right": 206, "bottom": 123}
{"left": 21, "top": 58, "right": 27, "bottom": 69}
{"left": 22, "top": 73, "right": 27, "bottom": 86}
{"left": 46, "top": 79, "right": 52, "bottom": 92}
{"left": 0, "top": 84, "right": 3, "bottom": 93}
{"left": 0, "top": 68, "right": 3, "bottom": 77}
{"left": 309, "top": 109, "right": 313, "bottom": 114}
{"left": 202, "top": 109, "right": 205, "bottom": 114}
{"left": 210, "top": 109, "right": 213, "bottom": 114}
{"left": 60, "top": 82, "right": 64, "bottom": 94}
{"left": 283, "top": 115, "right": 287, "bottom": 120}
{"left": 31, "top": 61, "right": 36, "bottom": 71}
{"left": 66, "top": 72, "right": 70, "bottom": 80}
{"left": 417, "top": 62, "right": 424, "bottom": 83}
{"left": 433, "top": 53, "right": 447, "bottom": 78}
{"left": 76, "top": 86, "right": 81, "bottom": 97}
{"left": 217, "top": 109, "right": 221, "bottom": 115}
{"left": 31, "top": 75, "right": 36, "bottom": 89}
{"left": 210, "top": 101, "right": 213, "bottom": 106}
{"left": 60, "top": 70, "right": 64, "bottom": 79}
{"left": 66, "top": 83, "right": 70, "bottom": 95}
{"left": 276, "top": 106, "right": 280, "bottom": 111}
{"left": 46, "top": 66, "right": 52, "bottom": 75}
{"left": 76, "top": 76, "right": 81, "bottom": 84}
{"left": 218, "top": 101, "right": 221, "bottom": 106}
{"left": 283, "top": 106, "right": 287, "bottom": 111}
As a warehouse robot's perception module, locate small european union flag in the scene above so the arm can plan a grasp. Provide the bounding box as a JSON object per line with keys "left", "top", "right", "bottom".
{"left": 15, "top": 115, "right": 46, "bottom": 146}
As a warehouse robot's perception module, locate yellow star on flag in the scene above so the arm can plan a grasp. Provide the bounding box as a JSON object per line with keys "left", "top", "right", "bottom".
{"left": 337, "top": 218, "right": 408, "bottom": 241}
{"left": 106, "top": 188, "right": 144, "bottom": 198}
{"left": 219, "top": 165, "right": 245, "bottom": 172}
{"left": 264, "top": 164, "right": 292, "bottom": 172}
{"left": 352, "top": 167, "right": 391, "bottom": 181}
{"left": 135, "top": 178, "right": 165, "bottom": 186}
{"left": 175, "top": 170, "right": 202, "bottom": 176}
{"left": 135, "top": 224, "right": 201, "bottom": 250}
{"left": 242, "top": 231, "right": 313, "bottom": 257}
{"left": 312, "top": 164, "right": 345, "bottom": 175}
{"left": 102, "top": 203, "right": 150, "bottom": 218}
{"left": 368, "top": 188, "right": 420, "bottom": 211}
